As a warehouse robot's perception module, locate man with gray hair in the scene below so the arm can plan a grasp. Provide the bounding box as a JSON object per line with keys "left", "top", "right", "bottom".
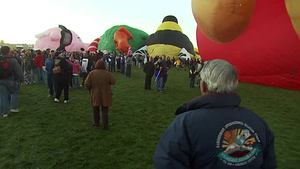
{"left": 153, "top": 59, "right": 277, "bottom": 168}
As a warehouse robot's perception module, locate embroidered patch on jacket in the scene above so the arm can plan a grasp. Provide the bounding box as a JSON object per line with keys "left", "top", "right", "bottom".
{"left": 216, "top": 121, "right": 260, "bottom": 166}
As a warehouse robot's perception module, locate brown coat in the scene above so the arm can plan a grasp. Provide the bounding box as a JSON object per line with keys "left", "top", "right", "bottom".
{"left": 85, "top": 60, "right": 116, "bottom": 106}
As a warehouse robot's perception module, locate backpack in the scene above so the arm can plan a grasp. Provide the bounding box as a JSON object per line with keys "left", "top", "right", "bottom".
{"left": 0, "top": 56, "right": 13, "bottom": 79}
{"left": 53, "top": 59, "right": 61, "bottom": 74}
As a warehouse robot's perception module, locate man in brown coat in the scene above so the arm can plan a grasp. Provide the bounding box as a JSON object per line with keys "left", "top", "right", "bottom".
{"left": 84, "top": 59, "right": 116, "bottom": 129}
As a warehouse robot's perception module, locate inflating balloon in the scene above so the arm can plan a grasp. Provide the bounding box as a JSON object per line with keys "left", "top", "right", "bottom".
{"left": 34, "top": 26, "right": 86, "bottom": 52}
{"left": 98, "top": 25, "right": 149, "bottom": 54}
{"left": 192, "top": 0, "right": 256, "bottom": 43}
{"left": 88, "top": 37, "right": 100, "bottom": 52}
{"left": 142, "top": 15, "right": 195, "bottom": 58}
{"left": 194, "top": 0, "right": 300, "bottom": 90}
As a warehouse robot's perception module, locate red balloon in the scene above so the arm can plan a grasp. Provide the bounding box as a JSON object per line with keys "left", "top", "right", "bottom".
{"left": 196, "top": 0, "right": 300, "bottom": 90}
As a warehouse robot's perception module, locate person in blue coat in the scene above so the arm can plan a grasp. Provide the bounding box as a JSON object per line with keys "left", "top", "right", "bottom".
{"left": 153, "top": 59, "right": 277, "bottom": 169}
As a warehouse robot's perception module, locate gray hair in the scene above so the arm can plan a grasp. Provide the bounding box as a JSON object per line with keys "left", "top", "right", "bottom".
{"left": 200, "top": 59, "right": 238, "bottom": 94}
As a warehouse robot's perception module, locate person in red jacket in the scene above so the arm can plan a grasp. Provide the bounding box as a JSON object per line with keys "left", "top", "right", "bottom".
{"left": 33, "top": 50, "right": 45, "bottom": 84}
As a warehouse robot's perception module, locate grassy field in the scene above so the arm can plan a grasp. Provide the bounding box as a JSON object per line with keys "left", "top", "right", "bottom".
{"left": 0, "top": 66, "right": 299, "bottom": 168}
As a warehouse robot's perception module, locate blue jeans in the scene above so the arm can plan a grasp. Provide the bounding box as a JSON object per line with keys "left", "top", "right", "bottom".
{"left": 36, "top": 67, "right": 45, "bottom": 83}
{"left": 10, "top": 81, "right": 20, "bottom": 109}
{"left": 73, "top": 75, "right": 80, "bottom": 88}
{"left": 47, "top": 74, "right": 55, "bottom": 95}
{"left": 156, "top": 77, "right": 163, "bottom": 91}
{"left": 0, "top": 80, "right": 14, "bottom": 115}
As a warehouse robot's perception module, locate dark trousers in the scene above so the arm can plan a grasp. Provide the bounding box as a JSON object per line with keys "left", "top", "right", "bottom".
{"left": 163, "top": 73, "right": 168, "bottom": 89}
{"left": 47, "top": 74, "right": 55, "bottom": 96}
{"left": 120, "top": 64, "right": 125, "bottom": 74}
{"left": 145, "top": 75, "right": 152, "bottom": 89}
{"left": 55, "top": 81, "right": 69, "bottom": 100}
{"left": 82, "top": 72, "right": 88, "bottom": 86}
{"left": 93, "top": 106, "right": 109, "bottom": 130}
{"left": 110, "top": 64, "right": 115, "bottom": 72}
{"left": 126, "top": 65, "right": 131, "bottom": 77}
{"left": 189, "top": 77, "right": 195, "bottom": 88}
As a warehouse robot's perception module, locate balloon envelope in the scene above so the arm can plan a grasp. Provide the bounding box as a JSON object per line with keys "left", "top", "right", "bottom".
{"left": 196, "top": 0, "right": 300, "bottom": 90}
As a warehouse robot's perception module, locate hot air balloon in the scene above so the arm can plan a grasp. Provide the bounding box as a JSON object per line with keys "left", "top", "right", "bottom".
{"left": 140, "top": 15, "right": 195, "bottom": 59}
{"left": 193, "top": 0, "right": 300, "bottom": 90}
{"left": 88, "top": 37, "right": 100, "bottom": 52}
{"left": 98, "top": 25, "right": 149, "bottom": 54}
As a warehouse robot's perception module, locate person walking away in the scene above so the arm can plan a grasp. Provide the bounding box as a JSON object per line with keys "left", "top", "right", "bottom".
{"left": 53, "top": 52, "right": 71, "bottom": 103}
{"left": 0, "top": 46, "right": 24, "bottom": 117}
{"left": 153, "top": 59, "right": 277, "bottom": 169}
{"left": 45, "top": 50, "right": 55, "bottom": 97}
{"left": 143, "top": 57, "right": 155, "bottom": 90}
{"left": 84, "top": 59, "right": 116, "bottom": 130}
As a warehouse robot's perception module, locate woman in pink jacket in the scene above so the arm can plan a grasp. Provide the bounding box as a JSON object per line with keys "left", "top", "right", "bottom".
{"left": 67, "top": 60, "right": 81, "bottom": 89}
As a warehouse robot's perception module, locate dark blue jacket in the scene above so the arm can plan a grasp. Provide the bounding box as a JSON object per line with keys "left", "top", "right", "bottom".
{"left": 153, "top": 93, "right": 277, "bottom": 169}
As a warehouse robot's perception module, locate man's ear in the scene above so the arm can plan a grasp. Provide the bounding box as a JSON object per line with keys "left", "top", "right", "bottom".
{"left": 200, "top": 81, "right": 208, "bottom": 95}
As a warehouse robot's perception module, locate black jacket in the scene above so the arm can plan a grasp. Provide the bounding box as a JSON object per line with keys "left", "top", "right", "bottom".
{"left": 143, "top": 61, "right": 155, "bottom": 77}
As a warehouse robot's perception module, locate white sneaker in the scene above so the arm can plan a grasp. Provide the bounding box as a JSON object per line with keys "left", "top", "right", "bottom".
{"left": 3, "top": 114, "right": 8, "bottom": 117}
{"left": 11, "top": 109, "right": 20, "bottom": 113}
{"left": 64, "top": 100, "right": 69, "bottom": 103}
{"left": 54, "top": 98, "right": 59, "bottom": 103}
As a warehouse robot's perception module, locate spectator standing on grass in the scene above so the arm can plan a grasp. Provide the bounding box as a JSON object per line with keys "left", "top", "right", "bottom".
{"left": 53, "top": 52, "right": 71, "bottom": 103}
{"left": 9, "top": 49, "right": 22, "bottom": 113}
{"left": 189, "top": 65, "right": 196, "bottom": 88}
{"left": 0, "top": 46, "right": 24, "bottom": 117}
{"left": 143, "top": 57, "right": 155, "bottom": 90}
{"left": 84, "top": 59, "right": 116, "bottom": 130}
{"left": 120, "top": 54, "right": 125, "bottom": 74}
{"left": 155, "top": 57, "right": 165, "bottom": 92}
{"left": 67, "top": 59, "right": 81, "bottom": 89}
{"left": 153, "top": 59, "right": 277, "bottom": 169}
{"left": 125, "top": 54, "right": 133, "bottom": 77}
{"left": 81, "top": 52, "right": 92, "bottom": 86}
{"left": 34, "top": 50, "right": 45, "bottom": 84}
{"left": 45, "top": 50, "right": 55, "bottom": 97}
{"left": 161, "top": 55, "right": 169, "bottom": 90}
{"left": 21, "top": 52, "right": 32, "bottom": 85}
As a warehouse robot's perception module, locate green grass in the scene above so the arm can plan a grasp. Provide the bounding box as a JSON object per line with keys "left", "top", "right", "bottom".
{"left": 0, "top": 66, "right": 299, "bottom": 168}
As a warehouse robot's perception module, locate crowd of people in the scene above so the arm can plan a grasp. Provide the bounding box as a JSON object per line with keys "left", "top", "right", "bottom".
{"left": 0, "top": 45, "right": 277, "bottom": 168}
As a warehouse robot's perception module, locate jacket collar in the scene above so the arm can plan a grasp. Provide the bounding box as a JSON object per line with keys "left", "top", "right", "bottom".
{"left": 175, "top": 93, "right": 241, "bottom": 115}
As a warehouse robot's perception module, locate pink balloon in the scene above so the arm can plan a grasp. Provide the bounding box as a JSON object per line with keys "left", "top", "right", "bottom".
{"left": 34, "top": 27, "right": 86, "bottom": 52}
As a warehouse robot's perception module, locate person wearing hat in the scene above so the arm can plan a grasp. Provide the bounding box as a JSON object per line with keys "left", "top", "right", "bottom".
{"left": 53, "top": 52, "right": 71, "bottom": 103}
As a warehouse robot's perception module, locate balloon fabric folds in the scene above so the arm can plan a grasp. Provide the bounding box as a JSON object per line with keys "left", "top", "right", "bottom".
{"left": 194, "top": 0, "right": 300, "bottom": 90}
